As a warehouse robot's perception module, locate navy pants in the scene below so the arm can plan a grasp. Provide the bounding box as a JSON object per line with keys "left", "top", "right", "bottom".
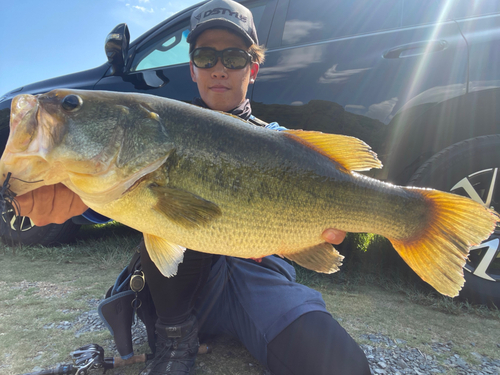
{"left": 142, "top": 248, "right": 370, "bottom": 374}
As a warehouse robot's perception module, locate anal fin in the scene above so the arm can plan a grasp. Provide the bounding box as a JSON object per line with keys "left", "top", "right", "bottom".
{"left": 144, "top": 233, "right": 186, "bottom": 277}
{"left": 285, "top": 243, "right": 344, "bottom": 273}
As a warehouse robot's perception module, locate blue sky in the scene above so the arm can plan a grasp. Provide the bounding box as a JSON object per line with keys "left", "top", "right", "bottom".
{"left": 0, "top": 0, "right": 201, "bottom": 95}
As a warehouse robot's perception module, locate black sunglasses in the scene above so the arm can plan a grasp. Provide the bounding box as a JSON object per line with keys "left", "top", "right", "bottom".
{"left": 190, "top": 47, "right": 253, "bottom": 69}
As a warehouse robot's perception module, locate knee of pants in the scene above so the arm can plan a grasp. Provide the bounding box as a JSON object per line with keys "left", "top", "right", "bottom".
{"left": 267, "top": 311, "right": 370, "bottom": 375}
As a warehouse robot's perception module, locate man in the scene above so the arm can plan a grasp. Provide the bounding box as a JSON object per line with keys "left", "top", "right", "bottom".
{"left": 16, "top": 1, "right": 370, "bottom": 374}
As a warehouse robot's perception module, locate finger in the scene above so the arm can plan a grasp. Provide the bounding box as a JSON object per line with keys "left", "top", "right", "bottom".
{"left": 322, "top": 228, "right": 346, "bottom": 245}
{"left": 68, "top": 190, "right": 88, "bottom": 217}
{"left": 55, "top": 184, "right": 88, "bottom": 216}
{"left": 49, "top": 184, "right": 87, "bottom": 222}
{"left": 57, "top": 184, "right": 78, "bottom": 218}
{"left": 14, "top": 191, "right": 35, "bottom": 216}
{"left": 48, "top": 184, "right": 86, "bottom": 224}
{"left": 30, "top": 185, "right": 57, "bottom": 226}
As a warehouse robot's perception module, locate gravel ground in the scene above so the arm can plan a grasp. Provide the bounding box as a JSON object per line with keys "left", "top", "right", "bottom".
{"left": 359, "top": 334, "right": 500, "bottom": 375}
{"left": 39, "top": 299, "right": 499, "bottom": 375}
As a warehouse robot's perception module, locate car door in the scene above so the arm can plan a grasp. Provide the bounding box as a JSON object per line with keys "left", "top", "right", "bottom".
{"left": 94, "top": 0, "right": 277, "bottom": 103}
{"left": 454, "top": 1, "right": 500, "bottom": 93}
{"left": 452, "top": 1, "right": 500, "bottom": 138}
{"left": 251, "top": 0, "right": 469, "bottom": 183}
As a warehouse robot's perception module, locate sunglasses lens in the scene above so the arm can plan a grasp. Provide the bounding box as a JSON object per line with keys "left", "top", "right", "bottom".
{"left": 192, "top": 48, "right": 250, "bottom": 69}
{"left": 193, "top": 49, "right": 217, "bottom": 68}
{"left": 222, "top": 49, "right": 249, "bottom": 69}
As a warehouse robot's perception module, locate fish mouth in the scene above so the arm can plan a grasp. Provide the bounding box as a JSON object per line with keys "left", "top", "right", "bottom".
{"left": 7, "top": 94, "right": 40, "bottom": 155}
{"left": 10, "top": 94, "right": 39, "bottom": 134}
{"left": 0, "top": 158, "right": 48, "bottom": 197}
{"left": 0, "top": 94, "right": 48, "bottom": 196}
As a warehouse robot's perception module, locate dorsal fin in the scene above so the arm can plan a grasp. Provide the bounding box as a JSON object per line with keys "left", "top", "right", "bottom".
{"left": 283, "top": 130, "right": 382, "bottom": 172}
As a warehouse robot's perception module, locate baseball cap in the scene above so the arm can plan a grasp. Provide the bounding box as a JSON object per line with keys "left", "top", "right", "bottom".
{"left": 187, "top": 0, "right": 259, "bottom": 46}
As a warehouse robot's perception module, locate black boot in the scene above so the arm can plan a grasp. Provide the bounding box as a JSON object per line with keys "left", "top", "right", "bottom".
{"left": 148, "top": 315, "right": 199, "bottom": 374}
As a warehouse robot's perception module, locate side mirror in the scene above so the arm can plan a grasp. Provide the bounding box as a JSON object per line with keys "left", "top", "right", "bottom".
{"left": 105, "top": 23, "right": 130, "bottom": 76}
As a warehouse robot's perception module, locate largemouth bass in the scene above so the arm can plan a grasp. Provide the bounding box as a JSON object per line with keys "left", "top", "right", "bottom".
{"left": 1, "top": 89, "right": 498, "bottom": 297}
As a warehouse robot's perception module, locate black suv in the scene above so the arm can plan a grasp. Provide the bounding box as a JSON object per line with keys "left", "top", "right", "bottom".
{"left": 1, "top": 0, "right": 499, "bottom": 305}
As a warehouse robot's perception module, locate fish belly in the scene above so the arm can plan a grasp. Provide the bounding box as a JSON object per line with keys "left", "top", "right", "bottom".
{"left": 84, "top": 161, "right": 427, "bottom": 259}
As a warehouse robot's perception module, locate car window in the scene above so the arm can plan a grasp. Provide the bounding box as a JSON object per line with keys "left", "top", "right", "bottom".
{"left": 402, "top": 0, "right": 500, "bottom": 27}
{"left": 130, "top": 1, "right": 268, "bottom": 72}
{"left": 131, "top": 23, "right": 190, "bottom": 72}
{"left": 245, "top": 1, "right": 267, "bottom": 30}
{"left": 281, "top": 0, "right": 402, "bottom": 47}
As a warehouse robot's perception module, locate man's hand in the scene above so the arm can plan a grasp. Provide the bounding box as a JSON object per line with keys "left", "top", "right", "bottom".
{"left": 322, "top": 228, "right": 346, "bottom": 245}
{"left": 14, "top": 184, "right": 88, "bottom": 226}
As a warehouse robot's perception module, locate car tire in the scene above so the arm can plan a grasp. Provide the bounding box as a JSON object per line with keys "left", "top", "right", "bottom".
{"left": 408, "top": 135, "right": 500, "bottom": 306}
{"left": 0, "top": 211, "right": 81, "bottom": 246}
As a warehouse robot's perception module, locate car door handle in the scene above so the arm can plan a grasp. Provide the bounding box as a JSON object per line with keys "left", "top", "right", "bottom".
{"left": 383, "top": 40, "right": 448, "bottom": 59}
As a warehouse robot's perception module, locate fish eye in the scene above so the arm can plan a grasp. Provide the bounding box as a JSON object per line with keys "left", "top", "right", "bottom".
{"left": 61, "top": 94, "right": 82, "bottom": 112}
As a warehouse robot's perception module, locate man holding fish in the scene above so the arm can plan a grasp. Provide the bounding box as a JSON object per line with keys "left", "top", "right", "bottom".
{"left": 13, "top": 0, "right": 371, "bottom": 374}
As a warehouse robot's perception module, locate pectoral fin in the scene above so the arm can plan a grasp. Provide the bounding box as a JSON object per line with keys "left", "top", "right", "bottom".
{"left": 150, "top": 185, "right": 222, "bottom": 228}
{"left": 285, "top": 243, "right": 344, "bottom": 273}
{"left": 144, "top": 233, "right": 186, "bottom": 277}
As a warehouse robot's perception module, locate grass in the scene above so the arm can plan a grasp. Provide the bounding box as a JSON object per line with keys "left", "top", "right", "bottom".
{"left": 0, "top": 223, "right": 142, "bottom": 375}
{"left": 0, "top": 227, "right": 499, "bottom": 374}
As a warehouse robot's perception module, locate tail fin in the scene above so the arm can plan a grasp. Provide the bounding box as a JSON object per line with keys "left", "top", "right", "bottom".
{"left": 390, "top": 188, "right": 498, "bottom": 297}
